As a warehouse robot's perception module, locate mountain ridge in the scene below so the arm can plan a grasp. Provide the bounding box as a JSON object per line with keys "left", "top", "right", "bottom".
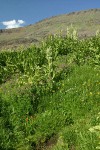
{"left": 0, "top": 8, "right": 100, "bottom": 50}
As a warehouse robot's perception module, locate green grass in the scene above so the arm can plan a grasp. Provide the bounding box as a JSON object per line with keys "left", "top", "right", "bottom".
{"left": 0, "top": 31, "right": 100, "bottom": 150}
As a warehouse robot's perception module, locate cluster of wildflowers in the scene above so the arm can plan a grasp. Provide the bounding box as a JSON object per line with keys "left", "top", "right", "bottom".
{"left": 67, "top": 25, "right": 78, "bottom": 40}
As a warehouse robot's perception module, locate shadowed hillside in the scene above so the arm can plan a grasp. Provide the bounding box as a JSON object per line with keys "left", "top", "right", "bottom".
{"left": 0, "top": 9, "right": 100, "bottom": 50}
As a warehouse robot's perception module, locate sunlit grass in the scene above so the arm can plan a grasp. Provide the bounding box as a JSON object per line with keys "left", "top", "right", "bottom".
{"left": 0, "top": 31, "right": 100, "bottom": 149}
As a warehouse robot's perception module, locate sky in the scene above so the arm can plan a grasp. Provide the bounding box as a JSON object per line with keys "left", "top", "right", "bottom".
{"left": 0, "top": 0, "right": 100, "bottom": 29}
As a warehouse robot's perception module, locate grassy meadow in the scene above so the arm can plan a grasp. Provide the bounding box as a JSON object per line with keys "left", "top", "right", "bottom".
{"left": 0, "top": 27, "right": 100, "bottom": 150}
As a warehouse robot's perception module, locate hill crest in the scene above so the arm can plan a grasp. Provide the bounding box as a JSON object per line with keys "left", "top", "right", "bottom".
{"left": 0, "top": 8, "right": 100, "bottom": 49}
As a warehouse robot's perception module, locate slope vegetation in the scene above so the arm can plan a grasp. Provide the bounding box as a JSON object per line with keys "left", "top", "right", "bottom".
{"left": 0, "top": 29, "right": 100, "bottom": 149}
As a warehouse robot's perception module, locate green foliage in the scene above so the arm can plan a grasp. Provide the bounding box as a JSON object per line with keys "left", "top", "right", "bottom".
{"left": 89, "top": 112, "right": 100, "bottom": 149}
{"left": 0, "top": 31, "right": 100, "bottom": 149}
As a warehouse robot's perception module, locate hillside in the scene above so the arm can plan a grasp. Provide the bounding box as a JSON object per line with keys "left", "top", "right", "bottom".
{"left": 0, "top": 8, "right": 100, "bottom": 49}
